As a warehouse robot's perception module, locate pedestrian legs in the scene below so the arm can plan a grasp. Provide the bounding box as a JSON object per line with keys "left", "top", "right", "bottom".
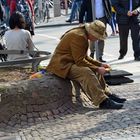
{"left": 130, "top": 23, "right": 140, "bottom": 58}
{"left": 118, "top": 24, "right": 129, "bottom": 57}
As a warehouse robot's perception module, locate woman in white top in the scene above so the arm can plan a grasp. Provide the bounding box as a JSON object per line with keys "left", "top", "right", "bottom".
{"left": 4, "top": 11, "right": 35, "bottom": 61}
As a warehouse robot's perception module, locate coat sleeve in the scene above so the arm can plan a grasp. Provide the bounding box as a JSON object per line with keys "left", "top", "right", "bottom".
{"left": 85, "top": 56, "right": 102, "bottom": 67}
{"left": 112, "top": 0, "right": 128, "bottom": 15}
{"left": 70, "top": 34, "right": 102, "bottom": 72}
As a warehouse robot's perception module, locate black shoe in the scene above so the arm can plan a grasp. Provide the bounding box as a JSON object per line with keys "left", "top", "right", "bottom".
{"left": 134, "top": 56, "right": 140, "bottom": 61}
{"left": 66, "top": 19, "right": 72, "bottom": 23}
{"left": 108, "top": 94, "right": 126, "bottom": 103}
{"left": 99, "top": 57, "right": 106, "bottom": 62}
{"left": 90, "top": 53, "right": 94, "bottom": 58}
{"left": 99, "top": 98, "right": 123, "bottom": 109}
{"left": 118, "top": 55, "right": 124, "bottom": 60}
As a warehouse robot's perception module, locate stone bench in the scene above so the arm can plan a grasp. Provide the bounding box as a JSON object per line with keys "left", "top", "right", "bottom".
{"left": 0, "top": 73, "right": 93, "bottom": 123}
{"left": 0, "top": 50, "right": 51, "bottom": 72}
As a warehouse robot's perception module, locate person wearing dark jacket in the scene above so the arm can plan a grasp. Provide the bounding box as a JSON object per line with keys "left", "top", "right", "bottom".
{"left": 79, "top": 0, "right": 112, "bottom": 62}
{"left": 113, "top": 0, "right": 140, "bottom": 60}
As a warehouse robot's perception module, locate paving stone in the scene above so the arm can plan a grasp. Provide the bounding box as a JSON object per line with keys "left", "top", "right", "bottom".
{"left": 0, "top": 135, "right": 19, "bottom": 140}
{"left": 27, "top": 118, "right": 34, "bottom": 123}
{"left": 0, "top": 83, "right": 140, "bottom": 139}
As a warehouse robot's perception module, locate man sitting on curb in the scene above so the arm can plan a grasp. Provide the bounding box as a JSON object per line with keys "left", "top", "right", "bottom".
{"left": 46, "top": 20, "right": 126, "bottom": 109}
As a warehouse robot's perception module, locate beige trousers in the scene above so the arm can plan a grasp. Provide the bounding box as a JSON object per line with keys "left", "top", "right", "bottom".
{"left": 68, "top": 64, "right": 111, "bottom": 106}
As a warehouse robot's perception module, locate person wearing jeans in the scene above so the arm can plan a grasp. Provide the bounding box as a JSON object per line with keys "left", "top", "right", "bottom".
{"left": 66, "top": 0, "right": 83, "bottom": 23}
{"left": 109, "top": 6, "right": 119, "bottom": 36}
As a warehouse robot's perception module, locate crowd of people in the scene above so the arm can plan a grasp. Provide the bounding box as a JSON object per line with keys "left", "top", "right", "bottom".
{"left": 0, "top": 0, "right": 35, "bottom": 34}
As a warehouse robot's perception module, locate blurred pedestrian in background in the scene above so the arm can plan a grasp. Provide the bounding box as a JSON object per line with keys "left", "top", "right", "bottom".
{"left": 79, "top": 0, "right": 92, "bottom": 24}
{"left": 109, "top": 6, "right": 119, "bottom": 36}
{"left": 66, "top": 0, "right": 83, "bottom": 23}
{"left": 79, "top": 0, "right": 112, "bottom": 62}
{"left": 4, "top": 11, "right": 35, "bottom": 61}
{"left": 1, "top": 0, "right": 10, "bottom": 25}
{"left": 113, "top": 0, "right": 140, "bottom": 60}
{"left": 10, "top": 0, "right": 35, "bottom": 36}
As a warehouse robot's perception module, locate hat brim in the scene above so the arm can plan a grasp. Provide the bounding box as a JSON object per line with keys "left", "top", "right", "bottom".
{"left": 85, "top": 23, "right": 107, "bottom": 40}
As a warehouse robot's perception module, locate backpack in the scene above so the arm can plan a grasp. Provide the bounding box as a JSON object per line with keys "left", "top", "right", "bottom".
{"left": 16, "top": 0, "right": 32, "bottom": 27}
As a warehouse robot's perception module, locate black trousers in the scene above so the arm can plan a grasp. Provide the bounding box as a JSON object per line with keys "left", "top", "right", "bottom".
{"left": 118, "top": 22, "right": 140, "bottom": 58}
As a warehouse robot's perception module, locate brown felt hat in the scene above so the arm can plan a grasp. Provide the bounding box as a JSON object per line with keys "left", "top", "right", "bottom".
{"left": 85, "top": 20, "right": 107, "bottom": 40}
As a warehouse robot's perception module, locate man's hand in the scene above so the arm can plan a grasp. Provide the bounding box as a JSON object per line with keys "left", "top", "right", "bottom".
{"left": 97, "top": 63, "right": 112, "bottom": 75}
{"left": 127, "top": 11, "right": 133, "bottom": 16}
{"left": 97, "top": 67, "right": 106, "bottom": 75}
{"left": 101, "top": 63, "right": 111, "bottom": 69}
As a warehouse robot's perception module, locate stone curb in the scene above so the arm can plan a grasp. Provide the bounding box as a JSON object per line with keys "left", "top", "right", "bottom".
{"left": 35, "top": 22, "right": 79, "bottom": 29}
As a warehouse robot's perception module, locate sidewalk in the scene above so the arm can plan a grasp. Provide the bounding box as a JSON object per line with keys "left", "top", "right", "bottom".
{"left": 35, "top": 9, "right": 79, "bottom": 28}
{"left": 35, "top": 15, "right": 79, "bottom": 28}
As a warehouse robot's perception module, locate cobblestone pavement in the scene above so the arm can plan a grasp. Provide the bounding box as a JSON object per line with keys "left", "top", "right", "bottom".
{"left": 0, "top": 83, "right": 139, "bottom": 140}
